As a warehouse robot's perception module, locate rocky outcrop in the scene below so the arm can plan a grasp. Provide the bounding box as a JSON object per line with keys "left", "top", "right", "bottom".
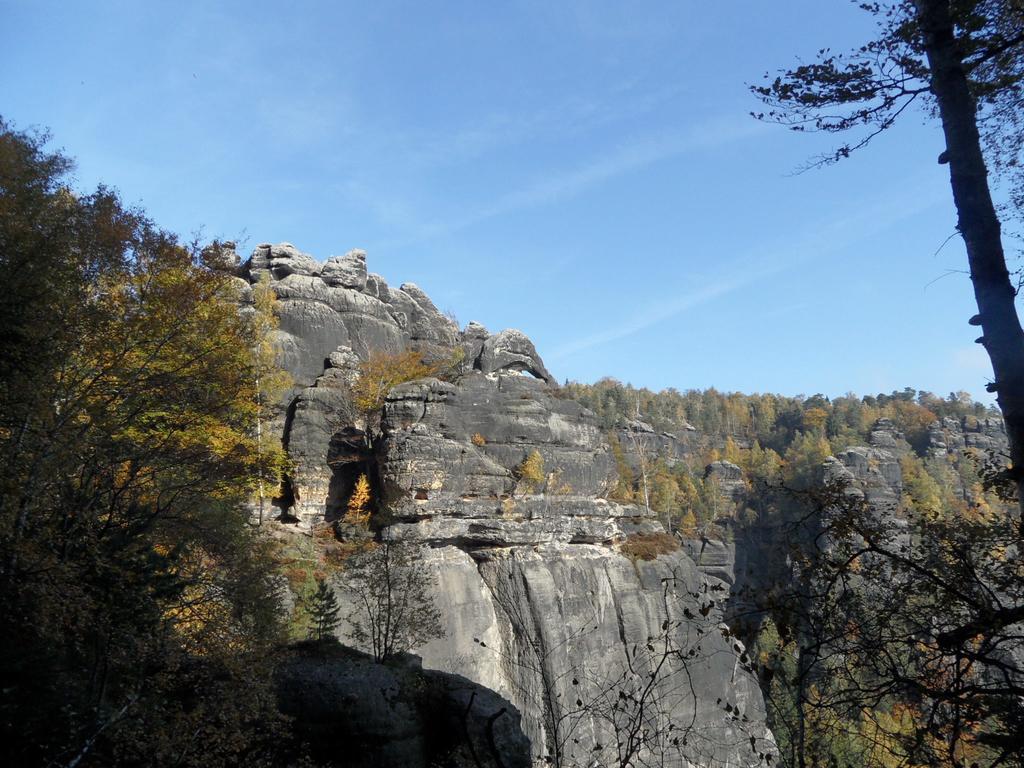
{"left": 371, "top": 369, "right": 769, "bottom": 763}
{"left": 817, "top": 419, "right": 907, "bottom": 514}
{"left": 237, "top": 242, "right": 771, "bottom": 766}
{"left": 682, "top": 537, "right": 737, "bottom": 593}
{"left": 477, "top": 329, "right": 556, "bottom": 385}
{"left": 705, "top": 460, "right": 747, "bottom": 503}
{"left": 235, "top": 244, "right": 561, "bottom": 527}
{"left": 282, "top": 346, "right": 361, "bottom": 523}
{"left": 321, "top": 249, "right": 368, "bottom": 290}
{"left": 276, "top": 644, "right": 531, "bottom": 768}
{"left": 379, "top": 373, "right": 614, "bottom": 507}
{"left": 614, "top": 418, "right": 691, "bottom": 468}
{"left": 927, "top": 414, "right": 1008, "bottom": 457}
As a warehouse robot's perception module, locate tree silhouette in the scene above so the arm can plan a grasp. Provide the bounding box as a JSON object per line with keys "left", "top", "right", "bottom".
{"left": 304, "top": 578, "right": 341, "bottom": 643}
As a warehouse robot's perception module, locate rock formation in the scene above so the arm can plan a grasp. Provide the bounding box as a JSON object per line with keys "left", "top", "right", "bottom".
{"left": 230, "top": 243, "right": 772, "bottom": 767}
{"left": 276, "top": 644, "right": 531, "bottom": 768}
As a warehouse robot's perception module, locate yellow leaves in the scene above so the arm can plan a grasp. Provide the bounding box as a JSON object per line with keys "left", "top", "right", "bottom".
{"left": 855, "top": 706, "right": 924, "bottom": 768}
{"left": 251, "top": 272, "right": 292, "bottom": 403}
{"left": 782, "top": 431, "right": 833, "bottom": 489}
{"left": 678, "top": 509, "right": 699, "bottom": 538}
{"left": 888, "top": 400, "right": 937, "bottom": 448}
{"left": 164, "top": 580, "right": 244, "bottom": 655}
{"left": 344, "top": 473, "right": 372, "bottom": 527}
{"left": 607, "top": 433, "right": 635, "bottom": 503}
{"left": 153, "top": 542, "right": 172, "bottom": 557}
{"left": 53, "top": 239, "right": 291, "bottom": 526}
{"left": 899, "top": 454, "right": 943, "bottom": 518}
{"left": 161, "top": 547, "right": 255, "bottom": 656}
{"left": 500, "top": 496, "right": 517, "bottom": 518}
{"left": 722, "top": 436, "right": 744, "bottom": 465}
{"left": 516, "top": 449, "right": 545, "bottom": 492}
{"left": 351, "top": 349, "right": 439, "bottom": 416}
{"left": 649, "top": 463, "right": 679, "bottom": 516}
{"left": 802, "top": 406, "right": 829, "bottom": 434}
{"left": 546, "top": 468, "right": 573, "bottom": 495}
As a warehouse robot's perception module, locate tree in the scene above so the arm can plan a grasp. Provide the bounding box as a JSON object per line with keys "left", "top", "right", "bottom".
{"left": 342, "top": 538, "right": 444, "bottom": 663}
{"left": 344, "top": 472, "right": 372, "bottom": 527}
{"left": 802, "top": 407, "right": 829, "bottom": 435}
{"left": 783, "top": 432, "right": 833, "bottom": 490}
{"left": 752, "top": 0, "right": 1024, "bottom": 506}
{"left": 751, "top": 479, "right": 1024, "bottom": 767}
{"left": 248, "top": 270, "right": 292, "bottom": 525}
{"left": 607, "top": 433, "right": 637, "bottom": 503}
{"left": 304, "top": 578, "right": 341, "bottom": 642}
{"left": 351, "top": 347, "right": 463, "bottom": 441}
{"left": 515, "top": 449, "right": 546, "bottom": 492}
{"left": 0, "top": 119, "right": 290, "bottom": 767}
{"left": 352, "top": 349, "right": 434, "bottom": 421}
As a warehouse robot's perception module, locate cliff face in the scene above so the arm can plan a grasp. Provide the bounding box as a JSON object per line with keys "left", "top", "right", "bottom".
{"left": 685, "top": 415, "right": 1012, "bottom": 643}
{"left": 224, "top": 243, "right": 772, "bottom": 767}
{"left": 379, "top": 374, "right": 769, "bottom": 766}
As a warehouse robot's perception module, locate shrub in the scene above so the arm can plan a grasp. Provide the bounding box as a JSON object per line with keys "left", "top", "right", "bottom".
{"left": 341, "top": 540, "right": 445, "bottom": 662}
{"left": 351, "top": 349, "right": 434, "bottom": 417}
{"left": 471, "top": 433, "right": 486, "bottom": 447}
{"left": 516, "top": 449, "right": 545, "bottom": 491}
{"left": 313, "top": 524, "right": 338, "bottom": 540}
{"left": 677, "top": 510, "right": 699, "bottom": 538}
{"left": 619, "top": 532, "right": 680, "bottom": 561}
{"left": 285, "top": 566, "right": 311, "bottom": 590}
{"left": 351, "top": 347, "right": 465, "bottom": 425}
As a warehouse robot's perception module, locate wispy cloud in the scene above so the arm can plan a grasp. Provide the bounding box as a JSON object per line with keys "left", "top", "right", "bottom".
{"left": 377, "top": 114, "right": 768, "bottom": 248}
{"left": 548, "top": 180, "right": 950, "bottom": 361}
{"left": 549, "top": 270, "right": 777, "bottom": 361}
{"left": 360, "top": 80, "right": 688, "bottom": 175}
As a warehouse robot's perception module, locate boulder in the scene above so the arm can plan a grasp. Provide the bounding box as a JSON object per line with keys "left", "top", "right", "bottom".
{"left": 248, "top": 242, "right": 322, "bottom": 279}
{"left": 477, "top": 328, "right": 556, "bottom": 384}
{"left": 364, "top": 272, "right": 392, "bottom": 301}
{"left": 322, "top": 248, "right": 368, "bottom": 290}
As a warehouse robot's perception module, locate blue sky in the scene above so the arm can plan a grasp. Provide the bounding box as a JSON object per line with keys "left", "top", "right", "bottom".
{"left": 2, "top": 0, "right": 1009, "bottom": 402}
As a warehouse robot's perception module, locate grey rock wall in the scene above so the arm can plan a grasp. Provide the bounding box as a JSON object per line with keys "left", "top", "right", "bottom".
{"left": 236, "top": 242, "right": 771, "bottom": 766}
{"left": 276, "top": 644, "right": 531, "bottom": 768}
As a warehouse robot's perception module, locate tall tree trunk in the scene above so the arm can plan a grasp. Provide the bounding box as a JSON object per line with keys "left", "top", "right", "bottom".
{"left": 915, "top": 0, "right": 1024, "bottom": 511}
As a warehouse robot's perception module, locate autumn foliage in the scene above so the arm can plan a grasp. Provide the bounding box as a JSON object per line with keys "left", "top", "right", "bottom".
{"left": 619, "top": 532, "right": 680, "bottom": 561}
{"left": 351, "top": 347, "right": 464, "bottom": 422}
{"left": 344, "top": 473, "right": 372, "bottom": 527}
{"left": 0, "top": 120, "right": 290, "bottom": 767}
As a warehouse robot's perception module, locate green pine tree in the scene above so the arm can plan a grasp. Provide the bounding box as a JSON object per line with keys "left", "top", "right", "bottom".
{"left": 304, "top": 578, "right": 341, "bottom": 642}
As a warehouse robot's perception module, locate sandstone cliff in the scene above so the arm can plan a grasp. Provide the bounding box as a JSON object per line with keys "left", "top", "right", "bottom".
{"left": 221, "top": 242, "right": 772, "bottom": 767}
